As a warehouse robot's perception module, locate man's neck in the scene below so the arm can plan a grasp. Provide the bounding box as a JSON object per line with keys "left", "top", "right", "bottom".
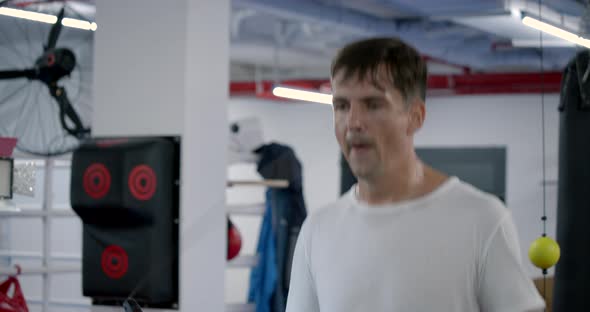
{"left": 357, "top": 157, "right": 432, "bottom": 206}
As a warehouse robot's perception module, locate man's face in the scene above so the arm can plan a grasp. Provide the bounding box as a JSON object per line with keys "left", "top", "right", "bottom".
{"left": 331, "top": 69, "right": 424, "bottom": 181}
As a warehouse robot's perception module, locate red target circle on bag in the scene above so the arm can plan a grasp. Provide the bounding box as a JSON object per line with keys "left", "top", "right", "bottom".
{"left": 128, "top": 165, "right": 157, "bottom": 201}
{"left": 83, "top": 163, "right": 111, "bottom": 199}
{"left": 101, "top": 245, "right": 128, "bottom": 279}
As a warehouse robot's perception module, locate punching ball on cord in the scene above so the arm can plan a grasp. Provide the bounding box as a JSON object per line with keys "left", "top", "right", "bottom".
{"left": 553, "top": 50, "right": 590, "bottom": 311}
{"left": 227, "top": 217, "right": 242, "bottom": 261}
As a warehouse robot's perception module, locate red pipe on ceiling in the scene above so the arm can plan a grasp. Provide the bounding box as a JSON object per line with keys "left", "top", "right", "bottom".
{"left": 230, "top": 71, "right": 563, "bottom": 100}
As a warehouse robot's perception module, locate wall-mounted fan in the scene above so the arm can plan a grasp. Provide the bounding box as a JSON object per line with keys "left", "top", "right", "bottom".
{"left": 0, "top": 2, "right": 93, "bottom": 156}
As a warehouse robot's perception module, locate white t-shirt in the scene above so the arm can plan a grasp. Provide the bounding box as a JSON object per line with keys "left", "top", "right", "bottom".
{"left": 285, "top": 176, "right": 545, "bottom": 312}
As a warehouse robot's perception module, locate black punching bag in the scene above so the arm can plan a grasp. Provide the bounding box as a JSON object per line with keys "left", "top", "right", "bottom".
{"left": 554, "top": 50, "right": 590, "bottom": 311}
{"left": 71, "top": 137, "right": 180, "bottom": 308}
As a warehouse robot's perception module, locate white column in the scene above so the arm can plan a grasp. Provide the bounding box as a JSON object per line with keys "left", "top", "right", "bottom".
{"left": 93, "top": 1, "right": 229, "bottom": 311}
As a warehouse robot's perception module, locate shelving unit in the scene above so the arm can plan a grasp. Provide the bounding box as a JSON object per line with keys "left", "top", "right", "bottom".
{"left": 227, "top": 255, "right": 260, "bottom": 268}
{"left": 227, "top": 179, "right": 289, "bottom": 188}
{"left": 226, "top": 203, "right": 265, "bottom": 216}
{"left": 1, "top": 155, "right": 288, "bottom": 311}
{"left": 0, "top": 158, "right": 79, "bottom": 312}
{"left": 0, "top": 209, "right": 76, "bottom": 218}
{"left": 0, "top": 251, "right": 81, "bottom": 261}
{"left": 0, "top": 264, "right": 81, "bottom": 275}
{"left": 225, "top": 176, "right": 288, "bottom": 312}
{"left": 26, "top": 298, "right": 92, "bottom": 309}
{"left": 225, "top": 303, "right": 256, "bottom": 312}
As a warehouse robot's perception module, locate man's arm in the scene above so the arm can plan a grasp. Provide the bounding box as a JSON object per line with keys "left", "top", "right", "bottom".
{"left": 285, "top": 220, "right": 320, "bottom": 312}
{"left": 478, "top": 212, "right": 546, "bottom": 312}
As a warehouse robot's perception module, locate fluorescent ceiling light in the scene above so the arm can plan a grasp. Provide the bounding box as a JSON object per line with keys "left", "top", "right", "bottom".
{"left": 0, "top": 7, "right": 96, "bottom": 31}
{"left": 62, "top": 17, "right": 97, "bottom": 31}
{"left": 512, "top": 39, "right": 575, "bottom": 47}
{"left": 272, "top": 86, "right": 333, "bottom": 105}
{"left": 0, "top": 7, "right": 56, "bottom": 23}
{"left": 522, "top": 16, "right": 590, "bottom": 49}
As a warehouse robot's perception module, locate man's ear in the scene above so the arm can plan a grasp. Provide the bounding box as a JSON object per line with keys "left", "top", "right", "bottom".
{"left": 407, "top": 98, "right": 426, "bottom": 135}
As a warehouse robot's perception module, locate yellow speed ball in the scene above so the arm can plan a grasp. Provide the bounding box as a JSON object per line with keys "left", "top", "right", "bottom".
{"left": 529, "top": 236, "right": 560, "bottom": 270}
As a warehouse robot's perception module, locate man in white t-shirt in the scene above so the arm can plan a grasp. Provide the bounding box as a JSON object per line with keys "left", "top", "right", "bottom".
{"left": 285, "top": 37, "right": 545, "bottom": 312}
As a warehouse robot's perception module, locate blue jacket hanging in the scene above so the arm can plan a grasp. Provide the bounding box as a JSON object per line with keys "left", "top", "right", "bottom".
{"left": 248, "top": 191, "right": 278, "bottom": 312}
{"left": 248, "top": 143, "right": 307, "bottom": 312}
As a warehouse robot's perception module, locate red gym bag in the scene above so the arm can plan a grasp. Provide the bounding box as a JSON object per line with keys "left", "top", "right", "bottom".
{"left": 0, "top": 269, "right": 29, "bottom": 312}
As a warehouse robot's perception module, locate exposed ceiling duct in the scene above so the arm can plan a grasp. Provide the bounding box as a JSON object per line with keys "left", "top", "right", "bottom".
{"left": 1, "top": 0, "right": 587, "bottom": 81}
{"left": 233, "top": 0, "right": 580, "bottom": 71}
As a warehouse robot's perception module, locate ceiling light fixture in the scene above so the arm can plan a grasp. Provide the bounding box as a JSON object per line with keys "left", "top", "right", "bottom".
{"left": 522, "top": 16, "right": 590, "bottom": 48}
{"left": 0, "top": 7, "right": 97, "bottom": 31}
{"left": 62, "top": 17, "right": 97, "bottom": 31}
{"left": 272, "top": 86, "right": 333, "bottom": 105}
{"left": 512, "top": 39, "right": 575, "bottom": 47}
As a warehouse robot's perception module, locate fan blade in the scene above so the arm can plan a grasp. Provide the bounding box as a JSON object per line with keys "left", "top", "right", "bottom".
{"left": 45, "top": 7, "right": 65, "bottom": 51}
{"left": 0, "top": 69, "right": 35, "bottom": 80}
{"left": 48, "top": 84, "right": 90, "bottom": 138}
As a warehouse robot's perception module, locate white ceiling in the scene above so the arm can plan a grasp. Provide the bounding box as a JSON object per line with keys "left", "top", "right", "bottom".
{"left": 0, "top": 0, "right": 587, "bottom": 80}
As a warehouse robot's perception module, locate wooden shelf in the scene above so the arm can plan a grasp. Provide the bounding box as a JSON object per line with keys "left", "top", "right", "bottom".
{"left": 0, "top": 208, "right": 76, "bottom": 218}
{"left": 0, "top": 250, "right": 81, "bottom": 261}
{"left": 227, "top": 179, "right": 288, "bottom": 188}
{"left": 27, "top": 298, "right": 91, "bottom": 308}
{"left": 227, "top": 255, "right": 259, "bottom": 268}
{"left": 225, "top": 303, "right": 256, "bottom": 312}
{"left": 227, "top": 203, "right": 265, "bottom": 215}
{"left": 0, "top": 264, "right": 81, "bottom": 275}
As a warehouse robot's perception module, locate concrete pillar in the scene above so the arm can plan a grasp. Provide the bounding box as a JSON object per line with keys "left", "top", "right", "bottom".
{"left": 93, "top": 1, "right": 229, "bottom": 310}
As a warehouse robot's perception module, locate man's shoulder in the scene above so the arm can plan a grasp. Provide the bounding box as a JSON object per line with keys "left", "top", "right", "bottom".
{"left": 447, "top": 178, "right": 509, "bottom": 225}
{"left": 297, "top": 193, "right": 350, "bottom": 248}
{"left": 451, "top": 179, "right": 504, "bottom": 206}
{"left": 310, "top": 192, "right": 351, "bottom": 220}
{"left": 300, "top": 192, "right": 351, "bottom": 231}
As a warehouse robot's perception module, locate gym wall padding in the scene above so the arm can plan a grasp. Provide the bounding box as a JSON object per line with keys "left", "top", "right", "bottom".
{"left": 70, "top": 137, "right": 180, "bottom": 308}
{"left": 553, "top": 50, "right": 590, "bottom": 312}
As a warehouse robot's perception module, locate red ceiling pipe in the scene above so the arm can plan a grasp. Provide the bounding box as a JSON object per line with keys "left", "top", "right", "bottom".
{"left": 447, "top": 72, "right": 562, "bottom": 94}
{"left": 13, "top": 0, "right": 65, "bottom": 7}
{"left": 452, "top": 72, "right": 561, "bottom": 86}
{"left": 427, "top": 75, "right": 450, "bottom": 89}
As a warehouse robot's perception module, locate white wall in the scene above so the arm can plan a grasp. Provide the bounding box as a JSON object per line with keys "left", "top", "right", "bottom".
{"left": 225, "top": 97, "right": 338, "bottom": 304}
{"left": 3, "top": 93, "right": 560, "bottom": 309}
{"left": 228, "top": 97, "right": 340, "bottom": 211}
{"left": 226, "top": 93, "right": 560, "bottom": 305}
{"left": 415, "top": 94, "right": 559, "bottom": 278}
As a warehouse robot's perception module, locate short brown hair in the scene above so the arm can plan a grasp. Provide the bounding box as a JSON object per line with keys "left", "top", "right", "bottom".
{"left": 330, "top": 37, "right": 427, "bottom": 102}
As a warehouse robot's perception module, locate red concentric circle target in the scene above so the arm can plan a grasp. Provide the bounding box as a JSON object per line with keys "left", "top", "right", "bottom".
{"left": 101, "top": 245, "right": 128, "bottom": 279}
{"left": 128, "top": 165, "right": 157, "bottom": 201}
{"left": 83, "top": 163, "right": 111, "bottom": 199}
